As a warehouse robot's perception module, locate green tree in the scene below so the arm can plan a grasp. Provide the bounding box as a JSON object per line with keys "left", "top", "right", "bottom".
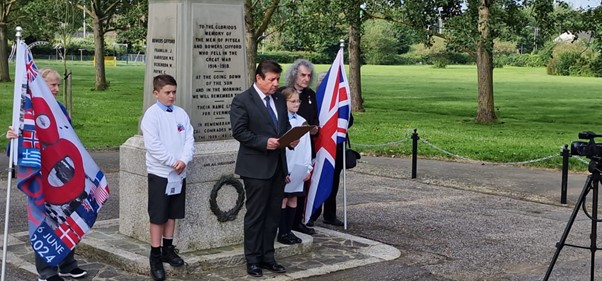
{"left": 78, "top": 0, "right": 136, "bottom": 90}
{"left": 115, "top": 0, "right": 147, "bottom": 53}
{"left": 0, "top": 0, "right": 27, "bottom": 82}
{"left": 258, "top": 0, "right": 368, "bottom": 112}
{"left": 362, "top": 19, "right": 402, "bottom": 64}
{"left": 244, "top": 0, "right": 282, "bottom": 85}
{"left": 20, "top": 0, "right": 84, "bottom": 41}
{"left": 582, "top": 6, "right": 602, "bottom": 53}
{"left": 366, "top": 0, "right": 554, "bottom": 123}
{"left": 345, "top": 0, "right": 365, "bottom": 112}
{"left": 275, "top": 1, "right": 346, "bottom": 55}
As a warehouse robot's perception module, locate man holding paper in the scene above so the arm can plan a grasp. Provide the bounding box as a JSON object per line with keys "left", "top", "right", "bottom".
{"left": 230, "top": 60, "right": 298, "bottom": 277}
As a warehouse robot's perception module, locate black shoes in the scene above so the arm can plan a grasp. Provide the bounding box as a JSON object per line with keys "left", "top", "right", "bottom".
{"left": 293, "top": 223, "right": 315, "bottom": 235}
{"left": 247, "top": 262, "right": 286, "bottom": 277}
{"left": 38, "top": 275, "right": 64, "bottom": 281}
{"left": 58, "top": 267, "right": 87, "bottom": 278}
{"left": 277, "top": 232, "right": 302, "bottom": 244}
{"left": 149, "top": 253, "right": 166, "bottom": 281}
{"left": 247, "top": 264, "right": 263, "bottom": 277}
{"left": 306, "top": 219, "right": 315, "bottom": 227}
{"left": 149, "top": 245, "right": 184, "bottom": 280}
{"left": 323, "top": 218, "right": 344, "bottom": 227}
{"left": 259, "top": 262, "right": 286, "bottom": 273}
{"left": 161, "top": 245, "right": 184, "bottom": 267}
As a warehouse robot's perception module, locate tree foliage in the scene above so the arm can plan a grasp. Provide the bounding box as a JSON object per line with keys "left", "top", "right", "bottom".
{"left": 365, "top": 0, "right": 555, "bottom": 123}
{"left": 362, "top": 20, "right": 402, "bottom": 65}
{"left": 78, "top": 0, "right": 138, "bottom": 90}
{"left": 243, "top": 0, "right": 283, "bottom": 85}
{"left": 115, "top": 0, "right": 147, "bottom": 53}
{"left": 0, "top": 0, "right": 27, "bottom": 82}
{"left": 20, "top": 0, "right": 83, "bottom": 42}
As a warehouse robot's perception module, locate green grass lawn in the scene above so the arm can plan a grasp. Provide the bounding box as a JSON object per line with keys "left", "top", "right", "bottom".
{"left": 352, "top": 65, "right": 601, "bottom": 170}
{"left": 0, "top": 61, "right": 600, "bottom": 170}
{"left": 0, "top": 60, "right": 145, "bottom": 149}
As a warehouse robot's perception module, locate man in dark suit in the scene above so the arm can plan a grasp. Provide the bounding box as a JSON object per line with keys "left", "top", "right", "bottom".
{"left": 230, "top": 60, "right": 297, "bottom": 278}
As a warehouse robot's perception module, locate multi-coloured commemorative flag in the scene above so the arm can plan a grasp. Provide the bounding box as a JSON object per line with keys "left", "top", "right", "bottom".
{"left": 11, "top": 41, "right": 110, "bottom": 266}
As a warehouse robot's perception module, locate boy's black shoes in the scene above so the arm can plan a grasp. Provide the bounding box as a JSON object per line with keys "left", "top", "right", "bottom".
{"left": 293, "top": 223, "right": 315, "bottom": 235}
{"left": 150, "top": 253, "right": 166, "bottom": 281}
{"left": 277, "top": 233, "right": 301, "bottom": 245}
{"left": 306, "top": 219, "right": 316, "bottom": 227}
{"left": 161, "top": 245, "right": 184, "bottom": 267}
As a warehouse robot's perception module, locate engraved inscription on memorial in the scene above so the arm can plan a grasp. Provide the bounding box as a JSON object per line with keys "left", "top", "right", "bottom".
{"left": 150, "top": 38, "right": 176, "bottom": 75}
{"left": 192, "top": 4, "right": 246, "bottom": 141}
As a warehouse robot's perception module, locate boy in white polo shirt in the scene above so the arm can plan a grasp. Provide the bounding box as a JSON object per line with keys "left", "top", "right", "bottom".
{"left": 140, "top": 74, "right": 195, "bottom": 281}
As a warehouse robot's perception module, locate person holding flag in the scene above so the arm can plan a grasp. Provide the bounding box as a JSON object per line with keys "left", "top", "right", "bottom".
{"left": 305, "top": 47, "right": 353, "bottom": 229}
{"left": 6, "top": 68, "right": 90, "bottom": 281}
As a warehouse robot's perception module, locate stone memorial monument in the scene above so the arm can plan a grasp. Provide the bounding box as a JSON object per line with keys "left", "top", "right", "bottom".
{"left": 119, "top": 0, "right": 248, "bottom": 252}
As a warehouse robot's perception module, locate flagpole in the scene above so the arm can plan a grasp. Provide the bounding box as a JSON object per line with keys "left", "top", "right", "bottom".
{"left": 339, "top": 39, "right": 349, "bottom": 231}
{"left": 1, "top": 26, "right": 22, "bottom": 281}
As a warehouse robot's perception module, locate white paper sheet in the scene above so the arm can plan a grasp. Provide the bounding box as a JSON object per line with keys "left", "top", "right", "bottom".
{"left": 288, "top": 164, "right": 309, "bottom": 189}
{"left": 166, "top": 171, "right": 183, "bottom": 195}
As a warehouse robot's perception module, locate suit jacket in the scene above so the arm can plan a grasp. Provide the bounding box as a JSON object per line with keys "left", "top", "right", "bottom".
{"left": 230, "top": 86, "right": 291, "bottom": 179}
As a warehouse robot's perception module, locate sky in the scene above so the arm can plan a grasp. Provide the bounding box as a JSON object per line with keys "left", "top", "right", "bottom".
{"left": 563, "top": 0, "right": 600, "bottom": 9}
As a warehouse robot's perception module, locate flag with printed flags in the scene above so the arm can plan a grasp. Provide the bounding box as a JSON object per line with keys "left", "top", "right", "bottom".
{"left": 11, "top": 41, "right": 110, "bottom": 266}
{"left": 304, "top": 48, "right": 351, "bottom": 223}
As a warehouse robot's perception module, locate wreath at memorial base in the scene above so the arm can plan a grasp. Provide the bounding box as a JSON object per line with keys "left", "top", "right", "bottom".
{"left": 209, "top": 175, "right": 245, "bottom": 222}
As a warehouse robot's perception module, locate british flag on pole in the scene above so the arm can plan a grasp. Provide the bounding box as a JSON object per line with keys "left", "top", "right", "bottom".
{"left": 11, "top": 41, "right": 110, "bottom": 266}
{"left": 304, "top": 48, "right": 351, "bottom": 223}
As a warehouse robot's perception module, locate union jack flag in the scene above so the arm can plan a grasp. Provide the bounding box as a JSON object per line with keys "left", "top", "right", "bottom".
{"left": 304, "top": 48, "right": 351, "bottom": 223}
{"left": 25, "top": 52, "right": 38, "bottom": 82}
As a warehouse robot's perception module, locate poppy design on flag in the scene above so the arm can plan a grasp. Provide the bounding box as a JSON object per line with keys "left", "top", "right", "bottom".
{"left": 12, "top": 41, "right": 110, "bottom": 266}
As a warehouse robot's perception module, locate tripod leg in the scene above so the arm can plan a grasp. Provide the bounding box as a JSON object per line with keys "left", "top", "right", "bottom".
{"left": 589, "top": 178, "right": 598, "bottom": 281}
{"left": 544, "top": 175, "right": 594, "bottom": 281}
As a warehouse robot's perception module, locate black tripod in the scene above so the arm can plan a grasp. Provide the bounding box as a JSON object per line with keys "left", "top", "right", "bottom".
{"left": 544, "top": 160, "right": 602, "bottom": 281}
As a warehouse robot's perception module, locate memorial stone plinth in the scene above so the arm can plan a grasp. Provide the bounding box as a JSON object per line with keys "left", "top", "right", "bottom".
{"left": 119, "top": 0, "right": 248, "bottom": 252}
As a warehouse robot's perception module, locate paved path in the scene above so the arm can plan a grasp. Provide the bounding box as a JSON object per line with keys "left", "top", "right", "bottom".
{"left": 0, "top": 151, "right": 598, "bottom": 280}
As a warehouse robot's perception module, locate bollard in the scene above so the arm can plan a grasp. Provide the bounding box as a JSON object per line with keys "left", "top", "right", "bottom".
{"left": 560, "top": 144, "right": 570, "bottom": 205}
{"left": 411, "top": 129, "right": 419, "bottom": 179}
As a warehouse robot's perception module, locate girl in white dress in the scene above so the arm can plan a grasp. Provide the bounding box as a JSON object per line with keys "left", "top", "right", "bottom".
{"left": 278, "top": 88, "right": 313, "bottom": 244}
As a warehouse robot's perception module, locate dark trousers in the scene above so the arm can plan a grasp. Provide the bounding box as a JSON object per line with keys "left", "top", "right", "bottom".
{"left": 242, "top": 161, "right": 286, "bottom": 265}
{"left": 311, "top": 150, "right": 343, "bottom": 222}
{"left": 35, "top": 249, "right": 78, "bottom": 279}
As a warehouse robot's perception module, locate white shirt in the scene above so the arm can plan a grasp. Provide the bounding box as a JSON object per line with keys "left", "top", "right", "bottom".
{"left": 140, "top": 103, "right": 195, "bottom": 178}
{"left": 253, "top": 83, "right": 278, "bottom": 121}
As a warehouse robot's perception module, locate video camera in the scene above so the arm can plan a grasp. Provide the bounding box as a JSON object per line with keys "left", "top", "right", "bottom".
{"left": 571, "top": 131, "right": 602, "bottom": 159}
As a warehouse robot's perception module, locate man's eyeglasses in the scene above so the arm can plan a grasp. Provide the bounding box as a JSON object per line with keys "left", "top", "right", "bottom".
{"left": 287, "top": 100, "right": 301, "bottom": 104}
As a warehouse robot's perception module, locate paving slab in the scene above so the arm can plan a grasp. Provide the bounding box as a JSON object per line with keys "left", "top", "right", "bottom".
{"left": 1, "top": 151, "right": 601, "bottom": 281}
{"left": 3, "top": 219, "right": 399, "bottom": 280}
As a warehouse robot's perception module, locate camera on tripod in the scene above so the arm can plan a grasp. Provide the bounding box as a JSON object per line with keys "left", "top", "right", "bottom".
{"left": 570, "top": 131, "right": 602, "bottom": 159}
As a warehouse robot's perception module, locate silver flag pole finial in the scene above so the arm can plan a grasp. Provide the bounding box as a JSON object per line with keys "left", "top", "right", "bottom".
{"left": 15, "top": 26, "right": 22, "bottom": 42}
